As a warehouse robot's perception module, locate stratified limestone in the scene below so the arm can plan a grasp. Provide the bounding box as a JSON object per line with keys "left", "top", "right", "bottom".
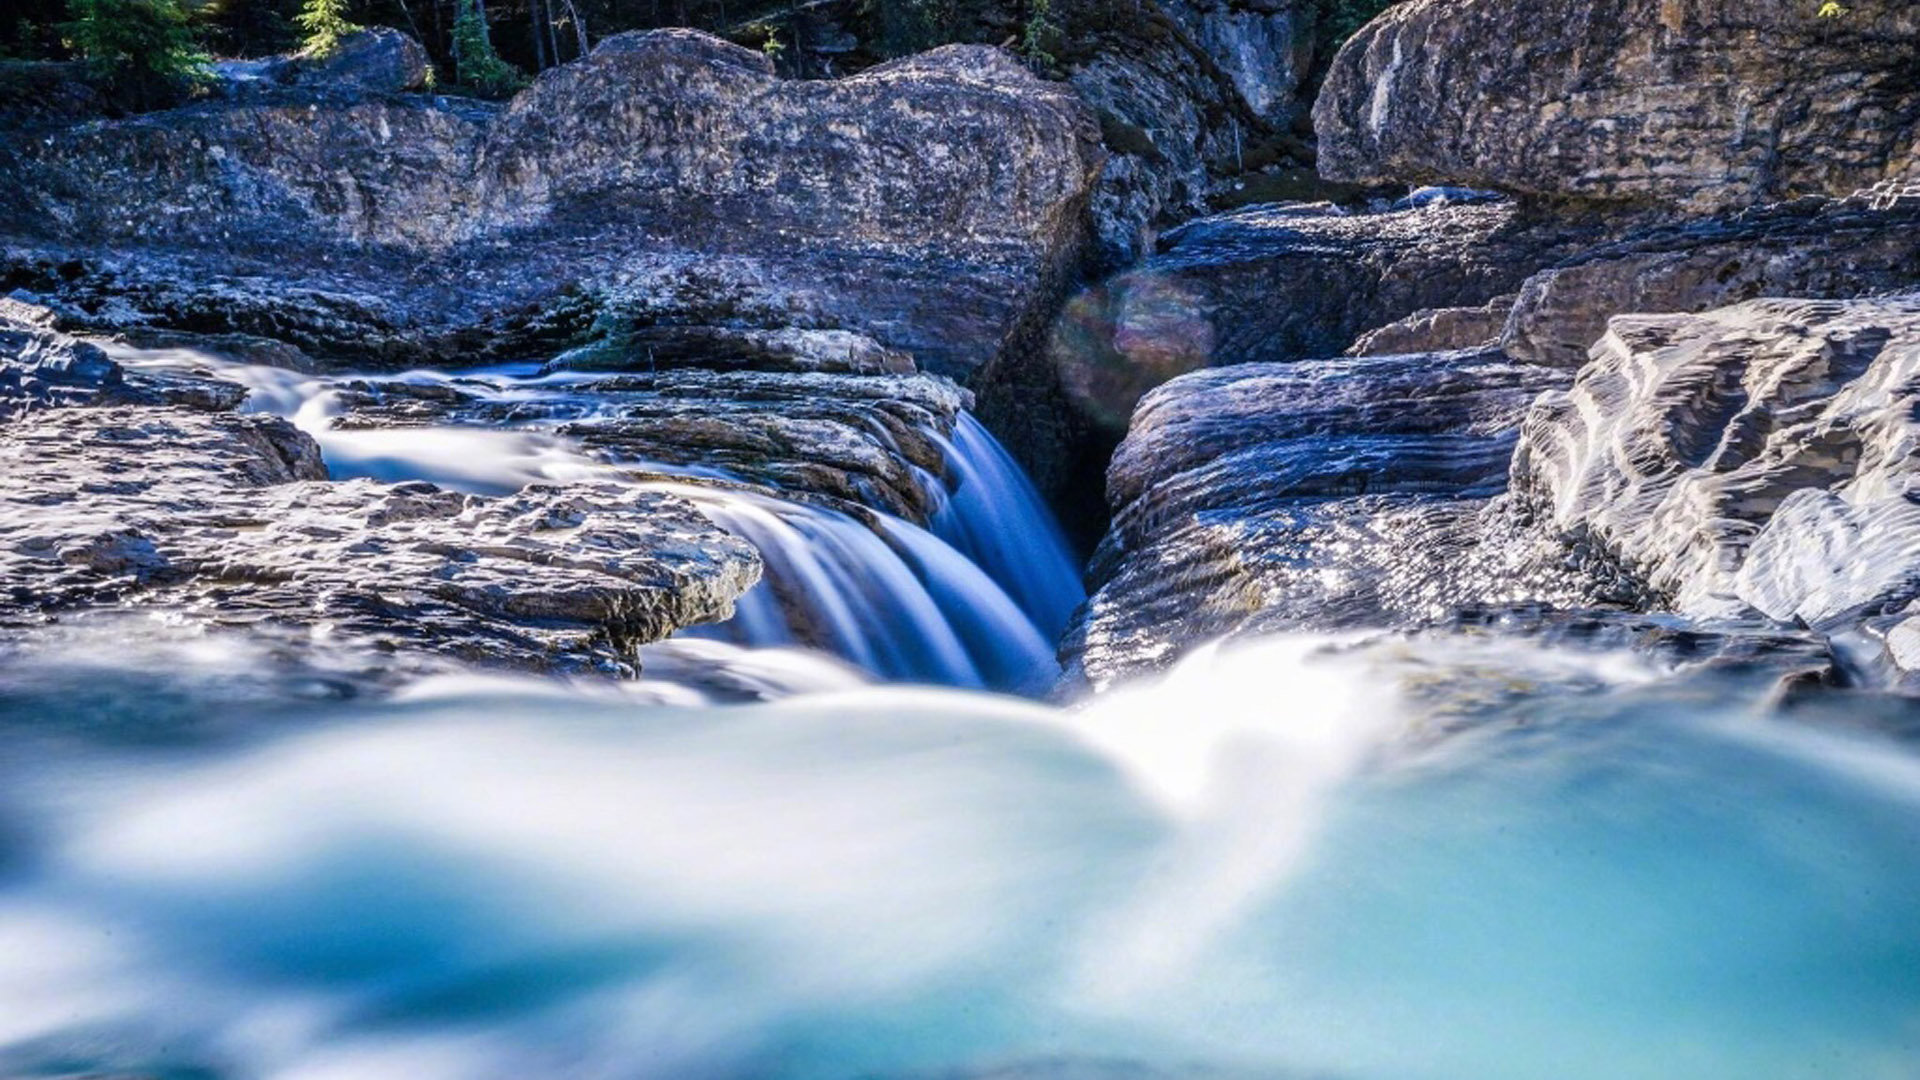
{"left": 0, "top": 318, "right": 761, "bottom": 675}
{"left": 1316, "top": 0, "right": 1920, "bottom": 214}
{"left": 1511, "top": 293, "right": 1920, "bottom": 639}
{"left": 1045, "top": 199, "right": 1596, "bottom": 430}
{"left": 1065, "top": 348, "right": 1586, "bottom": 689}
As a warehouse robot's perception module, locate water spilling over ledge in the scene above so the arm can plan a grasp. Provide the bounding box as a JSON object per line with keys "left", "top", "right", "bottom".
{"left": 113, "top": 345, "right": 1085, "bottom": 694}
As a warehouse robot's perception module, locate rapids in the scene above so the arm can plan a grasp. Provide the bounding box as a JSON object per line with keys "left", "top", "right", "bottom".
{"left": 0, "top": 635, "right": 1918, "bottom": 1079}
{"left": 3, "top": 345, "right": 1913, "bottom": 1080}
{"left": 109, "top": 349, "right": 1082, "bottom": 694}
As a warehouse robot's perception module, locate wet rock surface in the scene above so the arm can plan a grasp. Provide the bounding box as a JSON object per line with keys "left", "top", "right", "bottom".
{"left": 1511, "top": 294, "right": 1920, "bottom": 648}
{"left": 329, "top": 365, "right": 972, "bottom": 522}
{"left": 1316, "top": 0, "right": 1920, "bottom": 214}
{"left": 0, "top": 318, "right": 761, "bottom": 675}
{"left": 1064, "top": 348, "right": 1592, "bottom": 689}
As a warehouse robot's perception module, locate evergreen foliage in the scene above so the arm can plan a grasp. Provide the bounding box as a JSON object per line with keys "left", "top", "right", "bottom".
{"left": 60, "top": 0, "right": 209, "bottom": 107}
{"left": 452, "top": 0, "right": 525, "bottom": 95}
{"left": 294, "top": 0, "right": 360, "bottom": 56}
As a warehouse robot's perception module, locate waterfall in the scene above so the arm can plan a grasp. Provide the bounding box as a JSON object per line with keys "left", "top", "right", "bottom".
{"left": 107, "top": 347, "right": 1085, "bottom": 693}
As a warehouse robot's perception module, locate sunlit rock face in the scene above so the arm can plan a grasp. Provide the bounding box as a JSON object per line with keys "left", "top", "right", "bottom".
{"left": 1046, "top": 199, "right": 1596, "bottom": 431}
{"left": 1511, "top": 293, "right": 1920, "bottom": 642}
{"left": 1316, "top": 0, "right": 1920, "bottom": 213}
{"left": 1501, "top": 192, "right": 1920, "bottom": 368}
{"left": 0, "top": 30, "right": 1102, "bottom": 384}
{"left": 1063, "top": 348, "right": 1591, "bottom": 690}
{"left": 0, "top": 317, "right": 761, "bottom": 675}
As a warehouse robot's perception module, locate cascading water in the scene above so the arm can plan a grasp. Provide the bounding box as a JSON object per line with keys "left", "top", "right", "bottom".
{"left": 112, "top": 348, "right": 1083, "bottom": 694}
{"left": 38, "top": 345, "right": 1920, "bottom": 1080}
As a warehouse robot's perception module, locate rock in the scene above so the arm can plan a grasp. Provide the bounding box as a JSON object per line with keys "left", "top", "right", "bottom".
{"left": 1046, "top": 199, "right": 1599, "bottom": 430}
{"left": 1065, "top": 348, "right": 1587, "bottom": 689}
{"left": 0, "top": 60, "right": 105, "bottom": 130}
{"left": 1316, "top": 0, "right": 1920, "bottom": 213}
{"left": 1502, "top": 193, "right": 1920, "bottom": 367}
{"left": 547, "top": 325, "right": 916, "bottom": 377}
{"left": 1063, "top": 0, "right": 1319, "bottom": 264}
{"left": 0, "top": 30, "right": 1103, "bottom": 386}
{"left": 1348, "top": 294, "right": 1515, "bottom": 356}
{"left": 268, "top": 28, "right": 432, "bottom": 94}
{"left": 1511, "top": 293, "right": 1920, "bottom": 630}
{"left": 328, "top": 367, "right": 973, "bottom": 522}
{"left": 0, "top": 311, "right": 249, "bottom": 417}
{"left": 0, "top": 317, "right": 762, "bottom": 675}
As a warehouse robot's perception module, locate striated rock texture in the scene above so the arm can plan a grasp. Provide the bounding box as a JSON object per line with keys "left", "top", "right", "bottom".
{"left": 1064, "top": 348, "right": 1590, "bottom": 689}
{"left": 329, "top": 364, "right": 973, "bottom": 523}
{"left": 0, "top": 318, "right": 761, "bottom": 675}
{"left": 0, "top": 30, "right": 1103, "bottom": 387}
{"left": 1511, "top": 293, "right": 1920, "bottom": 638}
{"left": 1502, "top": 192, "right": 1920, "bottom": 367}
{"left": 1045, "top": 199, "right": 1598, "bottom": 431}
{"left": 1316, "top": 0, "right": 1920, "bottom": 213}
{"left": 1348, "top": 293, "right": 1515, "bottom": 356}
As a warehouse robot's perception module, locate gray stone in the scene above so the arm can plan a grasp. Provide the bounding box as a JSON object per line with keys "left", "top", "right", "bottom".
{"left": 1511, "top": 293, "right": 1920, "bottom": 629}
{"left": 1316, "top": 0, "right": 1920, "bottom": 213}
{"left": 1065, "top": 348, "right": 1586, "bottom": 689}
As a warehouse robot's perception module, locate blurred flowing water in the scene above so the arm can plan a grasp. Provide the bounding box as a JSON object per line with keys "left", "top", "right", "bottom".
{"left": 9, "top": 348, "right": 1914, "bottom": 1079}
{"left": 1, "top": 636, "right": 1919, "bottom": 1080}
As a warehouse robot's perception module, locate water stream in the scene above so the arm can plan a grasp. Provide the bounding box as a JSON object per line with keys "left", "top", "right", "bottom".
{"left": 2, "top": 348, "right": 1917, "bottom": 1079}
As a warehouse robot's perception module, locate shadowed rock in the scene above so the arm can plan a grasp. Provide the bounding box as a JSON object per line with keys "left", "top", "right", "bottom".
{"left": 1045, "top": 199, "right": 1598, "bottom": 431}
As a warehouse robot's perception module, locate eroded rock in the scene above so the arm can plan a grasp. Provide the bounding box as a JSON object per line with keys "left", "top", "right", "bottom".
{"left": 1511, "top": 293, "right": 1920, "bottom": 634}
{"left": 1316, "top": 0, "right": 1920, "bottom": 213}
{"left": 0, "top": 318, "right": 762, "bottom": 675}
{"left": 1065, "top": 348, "right": 1587, "bottom": 689}
{"left": 1046, "top": 199, "right": 1597, "bottom": 430}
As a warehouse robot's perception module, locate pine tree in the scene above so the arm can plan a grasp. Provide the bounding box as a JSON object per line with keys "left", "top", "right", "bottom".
{"left": 295, "top": 0, "right": 361, "bottom": 57}
{"left": 61, "top": 0, "right": 208, "bottom": 109}
{"left": 451, "top": 0, "right": 523, "bottom": 96}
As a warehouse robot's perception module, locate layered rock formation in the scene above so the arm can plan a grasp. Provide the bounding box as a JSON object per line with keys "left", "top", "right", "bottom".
{"left": 1316, "top": 0, "right": 1920, "bottom": 213}
{"left": 1046, "top": 198, "right": 1598, "bottom": 430}
{"left": 1501, "top": 191, "right": 1920, "bottom": 367}
{"left": 0, "top": 317, "right": 761, "bottom": 676}
{"left": 1064, "top": 347, "right": 1590, "bottom": 688}
{"left": 1512, "top": 294, "right": 1920, "bottom": 637}
{"left": 328, "top": 363, "right": 973, "bottom": 522}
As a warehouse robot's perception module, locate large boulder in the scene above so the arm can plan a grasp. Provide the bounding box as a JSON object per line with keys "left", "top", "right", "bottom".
{"left": 264, "top": 27, "right": 433, "bottom": 94}
{"left": 1316, "top": 0, "right": 1920, "bottom": 213}
{"left": 1511, "top": 293, "right": 1920, "bottom": 633}
{"left": 1044, "top": 198, "right": 1599, "bottom": 430}
{"left": 0, "top": 30, "right": 1103, "bottom": 385}
{"left": 1064, "top": 347, "right": 1584, "bottom": 688}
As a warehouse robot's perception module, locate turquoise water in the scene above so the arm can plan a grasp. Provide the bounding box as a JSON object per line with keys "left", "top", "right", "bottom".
{"left": 1, "top": 635, "right": 1917, "bottom": 1079}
